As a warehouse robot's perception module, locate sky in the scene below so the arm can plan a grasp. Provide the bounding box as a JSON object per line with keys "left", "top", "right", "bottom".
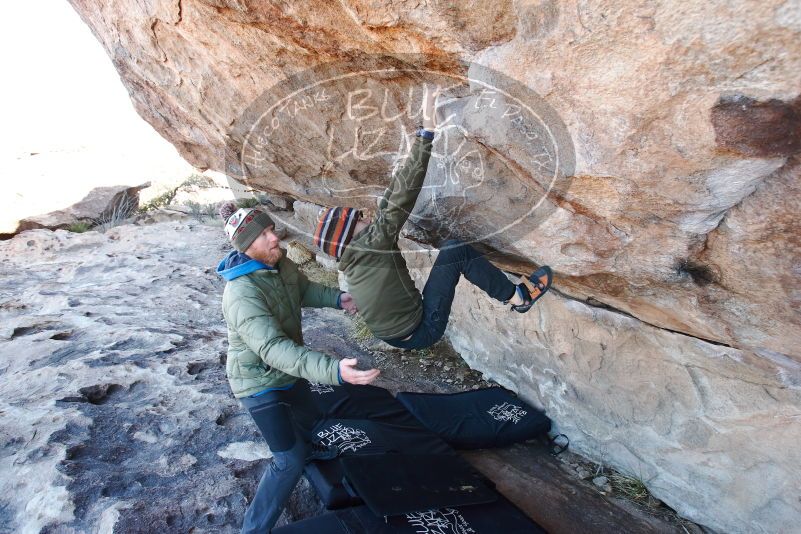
{"left": 0, "top": 0, "right": 194, "bottom": 233}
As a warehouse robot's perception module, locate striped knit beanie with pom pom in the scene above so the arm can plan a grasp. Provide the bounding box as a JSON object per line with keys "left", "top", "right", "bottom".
{"left": 314, "top": 207, "right": 362, "bottom": 260}
{"left": 219, "top": 201, "right": 274, "bottom": 253}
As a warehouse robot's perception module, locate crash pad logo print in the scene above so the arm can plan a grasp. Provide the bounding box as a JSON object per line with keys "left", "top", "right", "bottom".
{"left": 487, "top": 402, "right": 527, "bottom": 424}
{"left": 405, "top": 508, "right": 476, "bottom": 534}
{"left": 225, "top": 54, "right": 575, "bottom": 256}
{"left": 316, "top": 423, "right": 371, "bottom": 453}
{"left": 309, "top": 383, "right": 334, "bottom": 394}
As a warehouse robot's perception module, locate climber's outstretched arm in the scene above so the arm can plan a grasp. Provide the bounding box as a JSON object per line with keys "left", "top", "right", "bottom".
{"left": 370, "top": 86, "right": 439, "bottom": 247}
{"left": 371, "top": 135, "right": 434, "bottom": 245}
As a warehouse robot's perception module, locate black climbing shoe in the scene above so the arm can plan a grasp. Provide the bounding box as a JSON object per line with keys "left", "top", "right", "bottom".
{"left": 509, "top": 265, "right": 553, "bottom": 313}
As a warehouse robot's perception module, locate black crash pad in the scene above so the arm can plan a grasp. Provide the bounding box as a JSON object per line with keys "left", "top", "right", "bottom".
{"left": 311, "top": 418, "right": 454, "bottom": 456}
{"left": 341, "top": 453, "right": 497, "bottom": 517}
{"left": 305, "top": 382, "right": 413, "bottom": 423}
{"left": 396, "top": 388, "right": 551, "bottom": 450}
{"left": 304, "top": 418, "right": 455, "bottom": 509}
{"left": 272, "top": 496, "right": 547, "bottom": 533}
{"left": 304, "top": 456, "right": 363, "bottom": 509}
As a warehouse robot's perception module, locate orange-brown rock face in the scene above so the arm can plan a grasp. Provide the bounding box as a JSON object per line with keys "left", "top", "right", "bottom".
{"left": 68, "top": 1, "right": 800, "bottom": 531}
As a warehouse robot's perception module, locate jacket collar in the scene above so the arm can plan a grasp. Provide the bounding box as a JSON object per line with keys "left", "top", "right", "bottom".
{"left": 216, "top": 250, "right": 276, "bottom": 281}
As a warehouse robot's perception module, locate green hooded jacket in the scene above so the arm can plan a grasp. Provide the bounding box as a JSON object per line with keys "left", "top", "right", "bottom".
{"left": 338, "top": 135, "right": 434, "bottom": 340}
{"left": 218, "top": 252, "right": 342, "bottom": 398}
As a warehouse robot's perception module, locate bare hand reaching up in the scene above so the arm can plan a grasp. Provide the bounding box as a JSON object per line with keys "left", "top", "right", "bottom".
{"left": 338, "top": 358, "right": 380, "bottom": 385}
{"left": 422, "top": 84, "right": 441, "bottom": 131}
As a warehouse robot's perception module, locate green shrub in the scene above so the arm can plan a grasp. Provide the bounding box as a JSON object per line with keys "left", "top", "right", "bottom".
{"left": 94, "top": 193, "right": 138, "bottom": 232}
{"left": 138, "top": 174, "right": 216, "bottom": 214}
{"left": 67, "top": 221, "right": 92, "bottom": 233}
{"left": 184, "top": 201, "right": 218, "bottom": 222}
{"left": 236, "top": 197, "right": 261, "bottom": 209}
{"left": 138, "top": 188, "right": 178, "bottom": 213}
{"left": 183, "top": 173, "right": 216, "bottom": 188}
{"left": 411, "top": 347, "right": 433, "bottom": 359}
{"left": 608, "top": 473, "right": 650, "bottom": 502}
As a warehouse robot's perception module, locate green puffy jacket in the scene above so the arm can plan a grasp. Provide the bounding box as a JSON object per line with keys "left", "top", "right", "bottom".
{"left": 218, "top": 252, "right": 342, "bottom": 398}
{"left": 339, "top": 135, "right": 433, "bottom": 340}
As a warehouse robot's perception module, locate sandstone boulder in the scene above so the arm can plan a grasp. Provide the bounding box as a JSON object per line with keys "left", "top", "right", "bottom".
{"left": 65, "top": 0, "right": 800, "bottom": 356}
{"left": 12, "top": 183, "right": 149, "bottom": 234}
{"left": 64, "top": 1, "right": 801, "bottom": 531}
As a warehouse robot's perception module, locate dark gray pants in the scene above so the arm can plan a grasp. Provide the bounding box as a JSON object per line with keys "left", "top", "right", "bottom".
{"left": 385, "top": 239, "right": 516, "bottom": 350}
{"left": 238, "top": 380, "right": 318, "bottom": 534}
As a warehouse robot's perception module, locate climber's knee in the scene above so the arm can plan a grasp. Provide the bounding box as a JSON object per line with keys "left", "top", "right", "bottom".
{"left": 271, "top": 437, "right": 308, "bottom": 476}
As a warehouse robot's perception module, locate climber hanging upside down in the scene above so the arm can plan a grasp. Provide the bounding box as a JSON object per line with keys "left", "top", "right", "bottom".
{"left": 313, "top": 84, "right": 553, "bottom": 351}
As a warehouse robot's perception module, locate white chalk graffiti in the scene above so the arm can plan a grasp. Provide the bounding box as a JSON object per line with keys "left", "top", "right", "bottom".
{"left": 316, "top": 423, "right": 371, "bottom": 453}
{"left": 405, "top": 508, "right": 476, "bottom": 534}
{"left": 487, "top": 402, "right": 528, "bottom": 424}
{"left": 309, "top": 382, "right": 334, "bottom": 394}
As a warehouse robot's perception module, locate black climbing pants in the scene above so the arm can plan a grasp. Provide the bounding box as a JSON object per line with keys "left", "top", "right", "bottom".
{"left": 237, "top": 380, "right": 319, "bottom": 534}
{"left": 384, "top": 239, "right": 516, "bottom": 351}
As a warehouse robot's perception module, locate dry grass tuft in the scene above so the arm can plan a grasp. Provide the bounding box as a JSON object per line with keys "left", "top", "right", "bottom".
{"left": 608, "top": 472, "right": 650, "bottom": 502}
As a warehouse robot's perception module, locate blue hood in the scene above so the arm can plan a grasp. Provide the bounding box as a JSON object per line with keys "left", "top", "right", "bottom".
{"left": 216, "top": 250, "right": 275, "bottom": 281}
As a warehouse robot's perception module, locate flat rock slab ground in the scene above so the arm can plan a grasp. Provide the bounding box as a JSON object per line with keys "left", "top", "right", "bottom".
{"left": 0, "top": 216, "right": 694, "bottom": 533}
